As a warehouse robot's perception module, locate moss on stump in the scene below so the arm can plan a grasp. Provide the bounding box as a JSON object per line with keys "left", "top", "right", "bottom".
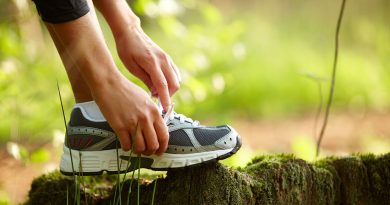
{"left": 25, "top": 153, "right": 390, "bottom": 205}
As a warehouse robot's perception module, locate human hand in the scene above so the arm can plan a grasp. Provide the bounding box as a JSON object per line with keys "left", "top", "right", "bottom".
{"left": 94, "top": 0, "right": 180, "bottom": 111}
{"left": 115, "top": 25, "right": 181, "bottom": 112}
{"left": 91, "top": 74, "right": 169, "bottom": 155}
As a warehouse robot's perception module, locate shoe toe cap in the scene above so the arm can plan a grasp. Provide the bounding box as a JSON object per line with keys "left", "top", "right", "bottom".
{"left": 214, "top": 125, "right": 240, "bottom": 149}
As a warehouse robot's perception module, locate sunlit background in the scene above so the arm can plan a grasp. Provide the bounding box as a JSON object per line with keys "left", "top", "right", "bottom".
{"left": 0, "top": 0, "right": 389, "bottom": 203}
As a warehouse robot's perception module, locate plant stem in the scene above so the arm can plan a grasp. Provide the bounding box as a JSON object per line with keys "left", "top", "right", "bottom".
{"left": 137, "top": 157, "right": 141, "bottom": 205}
{"left": 316, "top": 0, "right": 347, "bottom": 157}
{"left": 151, "top": 178, "right": 158, "bottom": 205}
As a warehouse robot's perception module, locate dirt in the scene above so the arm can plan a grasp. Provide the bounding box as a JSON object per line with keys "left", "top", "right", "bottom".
{"left": 232, "top": 110, "right": 390, "bottom": 154}
{"left": 0, "top": 143, "right": 61, "bottom": 205}
{"left": 1, "top": 110, "right": 389, "bottom": 204}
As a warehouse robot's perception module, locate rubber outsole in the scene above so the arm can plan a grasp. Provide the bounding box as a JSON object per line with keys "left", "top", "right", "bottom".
{"left": 60, "top": 135, "right": 242, "bottom": 176}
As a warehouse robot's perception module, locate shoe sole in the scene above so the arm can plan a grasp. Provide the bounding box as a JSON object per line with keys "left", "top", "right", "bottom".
{"left": 60, "top": 134, "right": 242, "bottom": 176}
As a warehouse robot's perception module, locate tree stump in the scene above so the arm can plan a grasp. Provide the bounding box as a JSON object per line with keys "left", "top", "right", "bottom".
{"left": 25, "top": 153, "right": 390, "bottom": 205}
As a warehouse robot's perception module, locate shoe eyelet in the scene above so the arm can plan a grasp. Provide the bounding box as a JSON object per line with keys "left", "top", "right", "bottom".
{"left": 224, "top": 141, "right": 227, "bottom": 144}
{"left": 229, "top": 138, "right": 232, "bottom": 141}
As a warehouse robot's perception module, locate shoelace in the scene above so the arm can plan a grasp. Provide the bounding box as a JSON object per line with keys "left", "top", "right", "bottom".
{"left": 153, "top": 96, "right": 199, "bottom": 126}
{"left": 162, "top": 102, "right": 199, "bottom": 126}
{"left": 168, "top": 112, "right": 200, "bottom": 126}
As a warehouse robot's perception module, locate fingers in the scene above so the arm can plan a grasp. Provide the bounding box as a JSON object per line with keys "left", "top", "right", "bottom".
{"left": 132, "top": 124, "right": 146, "bottom": 155}
{"left": 168, "top": 56, "right": 181, "bottom": 83}
{"left": 160, "top": 55, "right": 181, "bottom": 96}
{"left": 116, "top": 107, "right": 168, "bottom": 156}
{"left": 122, "top": 55, "right": 154, "bottom": 90}
{"left": 150, "top": 87, "right": 158, "bottom": 97}
{"left": 154, "top": 116, "right": 169, "bottom": 155}
{"left": 140, "top": 118, "right": 160, "bottom": 156}
{"left": 116, "top": 129, "right": 132, "bottom": 151}
{"left": 141, "top": 57, "right": 171, "bottom": 111}
{"left": 129, "top": 60, "right": 154, "bottom": 90}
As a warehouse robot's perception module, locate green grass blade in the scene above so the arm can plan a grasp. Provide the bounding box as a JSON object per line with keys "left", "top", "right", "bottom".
{"left": 79, "top": 152, "right": 88, "bottom": 205}
{"left": 127, "top": 157, "right": 139, "bottom": 205}
{"left": 151, "top": 178, "right": 158, "bottom": 205}
{"left": 56, "top": 81, "right": 79, "bottom": 205}
{"left": 137, "top": 157, "right": 141, "bottom": 205}
{"left": 67, "top": 185, "right": 69, "bottom": 205}
{"left": 77, "top": 155, "right": 83, "bottom": 205}
{"left": 113, "top": 141, "right": 120, "bottom": 205}
{"left": 125, "top": 122, "right": 139, "bottom": 175}
{"left": 116, "top": 123, "right": 141, "bottom": 205}
{"left": 124, "top": 123, "right": 139, "bottom": 205}
{"left": 117, "top": 140, "right": 123, "bottom": 205}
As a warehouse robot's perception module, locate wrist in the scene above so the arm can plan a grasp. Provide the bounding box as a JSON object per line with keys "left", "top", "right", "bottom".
{"left": 77, "top": 54, "right": 122, "bottom": 91}
{"left": 112, "top": 15, "right": 141, "bottom": 40}
{"left": 88, "top": 69, "right": 124, "bottom": 94}
{"left": 94, "top": 0, "right": 141, "bottom": 39}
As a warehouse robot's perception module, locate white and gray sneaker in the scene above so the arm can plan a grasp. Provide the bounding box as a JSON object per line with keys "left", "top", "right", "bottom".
{"left": 60, "top": 101, "right": 241, "bottom": 176}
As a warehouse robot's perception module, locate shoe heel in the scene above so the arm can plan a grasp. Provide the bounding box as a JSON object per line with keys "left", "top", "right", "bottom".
{"left": 60, "top": 146, "right": 131, "bottom": 176}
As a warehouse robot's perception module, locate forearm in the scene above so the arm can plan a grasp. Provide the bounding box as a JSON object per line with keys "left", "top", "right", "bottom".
{"left": 93, "top": 0, "right": 140, "bottom": 39}
{"left": 46, "top": 12, "right": 121, "bottom": 89}
{"left": 93, "top": 0, "right": 179, "bottom": 110}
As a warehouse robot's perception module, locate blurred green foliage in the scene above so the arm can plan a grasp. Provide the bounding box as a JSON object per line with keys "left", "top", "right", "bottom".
{"left": 291, "top": 135, "right": 316, "bottom": 161}
{"left": 0, "top": 0, "right": 389, "bottom": 143}
{"left": 0, "top": 190, "right": 10, "bottom": 205}
{"left": 30, "top": 148, "right": 51, "bottom": 163}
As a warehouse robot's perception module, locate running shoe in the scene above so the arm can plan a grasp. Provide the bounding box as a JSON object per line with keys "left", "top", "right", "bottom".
{"left": 60, "top": 102, "right": 241, "bottom": 176}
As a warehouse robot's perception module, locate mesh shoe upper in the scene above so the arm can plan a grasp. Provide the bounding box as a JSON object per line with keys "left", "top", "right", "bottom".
{"left": 66, "top": 107, "right": 239, "bottom": 154}
{"left": 162, "top": 111, "right": 238, "bottom": 154}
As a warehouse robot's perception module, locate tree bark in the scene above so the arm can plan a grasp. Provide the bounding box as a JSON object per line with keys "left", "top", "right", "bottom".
{"left": 26, "top": 153, "right": 390, "bottom": 205}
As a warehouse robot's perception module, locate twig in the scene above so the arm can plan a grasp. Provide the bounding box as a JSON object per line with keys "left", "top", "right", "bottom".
{"left": 316, "top": 0, "right": 347, "bottom": 157}
{"left": 314, "top": 81, "right": 323, "bottom": 141}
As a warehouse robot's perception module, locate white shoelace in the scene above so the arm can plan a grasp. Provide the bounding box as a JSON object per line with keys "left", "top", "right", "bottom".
{"left": 168, "top": 112, "right": 200, "bottom": 126}
{"left": 161, "top": 102, "right": 199, "bottom": 126}
{"left": 153, "top": 96, "right": 199, "bottom": 126}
